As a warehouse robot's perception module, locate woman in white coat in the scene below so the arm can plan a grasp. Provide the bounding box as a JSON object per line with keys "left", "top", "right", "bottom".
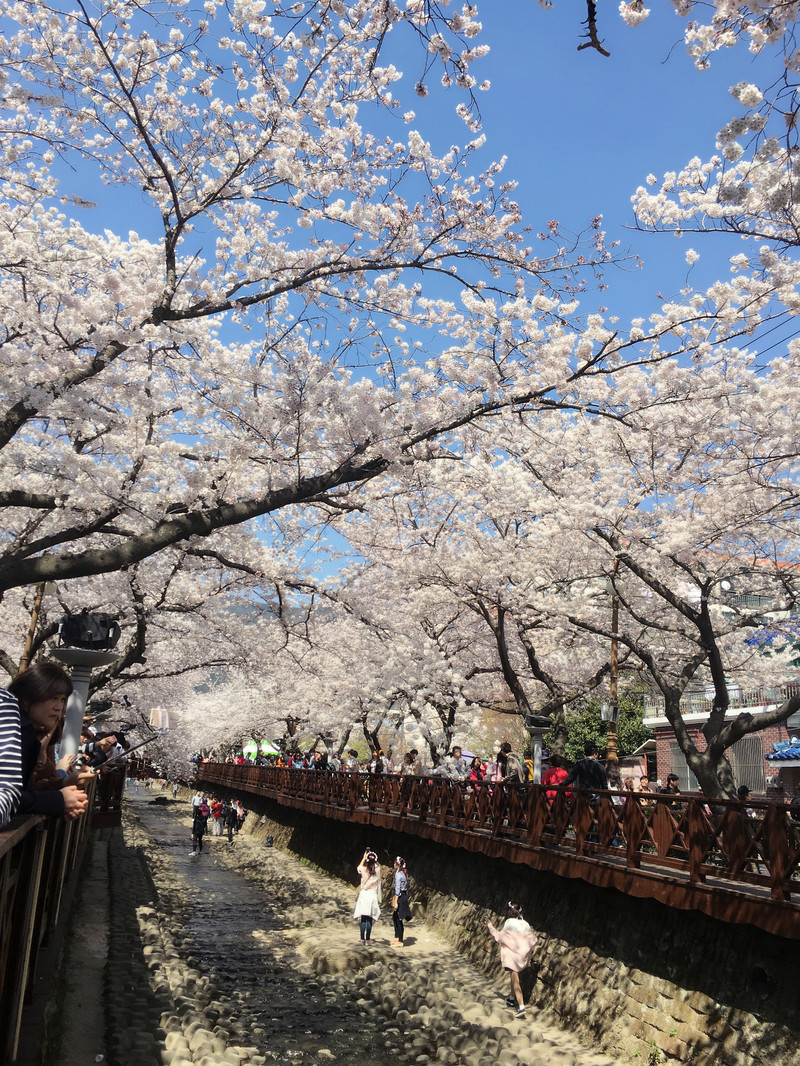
{"left": 354, "top": 848, "right": 381, "bottom": 943}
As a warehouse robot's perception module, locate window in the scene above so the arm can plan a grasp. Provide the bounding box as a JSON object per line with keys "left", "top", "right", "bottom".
{"left": 668, "top": 743, "right": 699, "bottom": 792}
{"left": 730, "top": 735, "right": 766, "bottom": 793}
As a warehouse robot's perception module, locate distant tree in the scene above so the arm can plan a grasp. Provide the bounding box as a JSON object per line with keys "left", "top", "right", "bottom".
{"left": 545, "top": 690, "right": 648, "bottom": 766}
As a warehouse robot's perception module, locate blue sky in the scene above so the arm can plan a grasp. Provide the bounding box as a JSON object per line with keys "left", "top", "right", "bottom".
{"left": 470, "top": 2, "right": 773, "bottom": 322}
{"left": 50, "top": 2, "right": 779, "bottom": 338}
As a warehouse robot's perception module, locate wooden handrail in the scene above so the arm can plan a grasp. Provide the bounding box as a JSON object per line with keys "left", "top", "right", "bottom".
{"left": 0, "top": 777, "right": 97, "bottom": 1063}
{"left": 195, "top": 763, "right": 800, "bottom": 940}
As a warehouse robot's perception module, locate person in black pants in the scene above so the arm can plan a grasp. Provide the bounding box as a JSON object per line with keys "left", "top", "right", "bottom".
{"left": 224, "top": 802, "right": 238, "bottom": 843}
{"left": 391, "top": 856, "right": 412, "bottom": 946}
{"left": 191, "top": 802, "right": 209, "bottom": 855}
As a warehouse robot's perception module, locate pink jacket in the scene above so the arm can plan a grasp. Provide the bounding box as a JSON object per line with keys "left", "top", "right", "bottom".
{"left": 488, "top": 917, "right": 538, "bottom": 972}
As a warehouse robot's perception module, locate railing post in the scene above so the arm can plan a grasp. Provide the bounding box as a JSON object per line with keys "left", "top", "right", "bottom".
{"left": 764, "top": 803, "right": 792, "bottom": 902}
{"left": 623, "top": 796, "right": 646, "bottom": 869}
{"left": 685, "top": 798, "right": 711, "bottom": 884}
{"left": 0, "top": 819, "right": 47, "bottom": 1064}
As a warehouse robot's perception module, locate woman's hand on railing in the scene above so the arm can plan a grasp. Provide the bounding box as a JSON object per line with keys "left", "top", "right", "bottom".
{"left": 62, "top": 786, "right": 89, "bottom": 820}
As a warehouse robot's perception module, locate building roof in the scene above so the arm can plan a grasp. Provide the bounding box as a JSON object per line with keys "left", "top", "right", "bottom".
{"left": 766, "top": 742, "right": 800, "bottom": 761}
{"left": 745, "top": 616, "right": 800, "bottom": 649}
{"left": 632, "top": 739, "right": 656, "bottom": 756}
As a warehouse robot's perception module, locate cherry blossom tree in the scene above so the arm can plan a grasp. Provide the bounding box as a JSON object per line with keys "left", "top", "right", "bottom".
{"left": 266, "top": 567, "right": 489, "bottom": 764}
{"left": 0, "top": 0, "right": 638, "bottom": 603}
{"left": 6, "top": 0, "right": 800, "bottom": 800}
{"left": 334, "top": 458, "right": 620, "bottom": 756}
{"left": 492, "top": 392, "right": 800, "bottom": 798}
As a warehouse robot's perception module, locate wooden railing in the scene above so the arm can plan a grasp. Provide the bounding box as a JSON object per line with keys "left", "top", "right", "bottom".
{"left": 0, "top": 777, "right": 97, "bottom": 1064}
{"left": 196, "top": 763, "right": 800, "bottom": 940}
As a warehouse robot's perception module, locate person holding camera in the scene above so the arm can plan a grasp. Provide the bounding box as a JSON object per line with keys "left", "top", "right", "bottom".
{"left": 354, "top": 847, "right": 381, "bottom": 944}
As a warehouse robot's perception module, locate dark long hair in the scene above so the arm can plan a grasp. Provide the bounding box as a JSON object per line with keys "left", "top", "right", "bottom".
{"left": 9, "top": 661, "right": 73, "bottom": 709}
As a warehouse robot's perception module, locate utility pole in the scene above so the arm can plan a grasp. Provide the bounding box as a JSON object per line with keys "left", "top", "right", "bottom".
{"left": 606, "top": 561, "right": 620, "bottom": 765}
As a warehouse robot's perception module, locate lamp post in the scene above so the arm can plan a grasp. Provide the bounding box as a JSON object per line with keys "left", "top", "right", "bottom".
{"left": 605, "top": 563, "right": 620, "bottom": 765}
{"left": 52, "top": 647, "right": 119, "bottom": 756}
{"left": 525, "top": 713, "right": 553, "bottom": 783}
{"left": 52, "top": 612, "right": 122, "bottom": 756}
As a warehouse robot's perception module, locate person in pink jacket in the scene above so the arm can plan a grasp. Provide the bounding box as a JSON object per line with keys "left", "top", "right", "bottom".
{"left": 485, "top": 902, "right": 538, "bottom": 1018}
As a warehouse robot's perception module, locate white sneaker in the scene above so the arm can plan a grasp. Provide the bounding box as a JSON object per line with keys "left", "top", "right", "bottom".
{"left": 188, "top": 851, "right": 196, "bottom": 856}
{"left": 514, "top": 1005, "right": 526, "bottom": 1018}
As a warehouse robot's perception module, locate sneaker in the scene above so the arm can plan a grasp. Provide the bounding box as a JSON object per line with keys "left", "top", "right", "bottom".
{"left": 188, "top": 851, "right": 196, "bottom": 856}
{"left": 514, "top": 1005, "right": 526, "bottom": 1018}
{"left": 504, "top": 996, "right": 516, "bottom": 1007}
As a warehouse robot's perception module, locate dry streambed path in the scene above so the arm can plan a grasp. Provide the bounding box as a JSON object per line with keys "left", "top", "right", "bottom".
{"left": 110, "top": 791, "right": 622, "bottom": 1066}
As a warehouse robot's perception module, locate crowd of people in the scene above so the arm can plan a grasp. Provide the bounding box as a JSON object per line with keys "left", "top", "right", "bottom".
{"left": 211, "top": 739, "right": 669, "bottom": 797}
{"left": 0, "top": 660, "right": 130, "bottom": 830}
{"left": 214, "top": 740, "right": 534, "bottom": 784}
{"left": 188, "top": 791, "right": 247, "bottom": 854}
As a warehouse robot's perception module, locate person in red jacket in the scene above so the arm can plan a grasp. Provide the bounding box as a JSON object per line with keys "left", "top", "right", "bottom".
{"left": 541, "top": 754, "right": 570, "bottom": 800}
{"left": 210, "top": 797, "right": 223, "bottom": 835}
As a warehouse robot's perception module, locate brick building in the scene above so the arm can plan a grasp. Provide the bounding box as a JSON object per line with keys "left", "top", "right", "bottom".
{"left": 644, "top": 682, "right": 800, "bottom": 798}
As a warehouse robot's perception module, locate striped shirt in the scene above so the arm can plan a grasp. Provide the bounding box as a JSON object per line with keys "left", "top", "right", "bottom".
{"left": 0, "top": 689, "right": 23, "bottom": 829}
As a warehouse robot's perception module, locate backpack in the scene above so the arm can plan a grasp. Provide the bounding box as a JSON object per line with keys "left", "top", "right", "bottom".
{"left": 199, "top": 802, "right": 210, "bottom": 818}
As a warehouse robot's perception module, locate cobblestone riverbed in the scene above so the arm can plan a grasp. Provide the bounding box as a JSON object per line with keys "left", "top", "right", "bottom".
{"left": 94, "top": 790, "right": 624, "bottom": 1066}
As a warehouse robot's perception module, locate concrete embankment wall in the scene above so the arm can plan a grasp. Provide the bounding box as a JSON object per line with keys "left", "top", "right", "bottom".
{"left": 213, "top": 787, "right": 800, "bottom": 1066}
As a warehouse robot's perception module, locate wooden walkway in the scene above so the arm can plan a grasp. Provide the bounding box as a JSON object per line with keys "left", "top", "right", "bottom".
{"left": 195, "top": 763, "right": 800, "bottom": 940}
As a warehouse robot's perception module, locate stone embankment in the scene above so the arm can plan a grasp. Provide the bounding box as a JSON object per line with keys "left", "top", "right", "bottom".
{"left": 84, "top": 790, "right": 623, "bottom": 1066}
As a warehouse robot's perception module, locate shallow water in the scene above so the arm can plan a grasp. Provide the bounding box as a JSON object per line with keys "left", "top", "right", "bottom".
{"left": 129, "top": 791, "right": 382, "bottom": 1065}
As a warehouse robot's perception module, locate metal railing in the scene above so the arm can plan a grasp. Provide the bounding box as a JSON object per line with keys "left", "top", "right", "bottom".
{"left": 643, "top": 681, "right": 800, "bottom": 720}
{"left": 0, "top": 777, "right": 97, "bottom": 1064}
{"left": 196, "top": 763, "right": 800, "bottom": 940}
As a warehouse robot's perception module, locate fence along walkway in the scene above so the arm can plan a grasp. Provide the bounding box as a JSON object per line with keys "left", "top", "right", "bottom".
{"left": 0, "top": 776, "right": 97, "bottom": 1064}
{"left": 196, "top": 763, "right": 800, "bottom": 940}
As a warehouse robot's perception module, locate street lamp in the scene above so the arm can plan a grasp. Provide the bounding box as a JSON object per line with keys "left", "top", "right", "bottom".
{"left": 606, "top": 563, "right": 620, "bottom": 765}
{"left": 53, "top": 612, "right": 121, "bottom": 756}
{"left": 525, "top": 713, "right": 553, "bottom": 783}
